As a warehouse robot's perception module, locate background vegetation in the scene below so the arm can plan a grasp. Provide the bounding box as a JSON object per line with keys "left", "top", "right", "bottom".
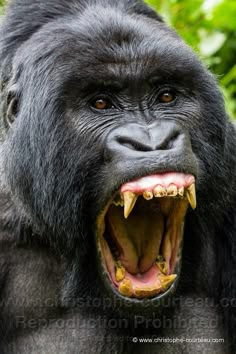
{"left": 146, "top": 0, "right": 236, "bottom": 119}
{"left": 0, "top": 0, "right": 4, "bottom": 14}
{"left": 0, "top": 0, "right": 235, "bottom": 118}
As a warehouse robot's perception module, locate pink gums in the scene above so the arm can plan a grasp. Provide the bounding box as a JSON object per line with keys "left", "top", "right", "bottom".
{"left": 120, "top": 172, "right": 195, "bottom": 194}
{"left": 123, "top": 265, "right": 161, "bottom": 287}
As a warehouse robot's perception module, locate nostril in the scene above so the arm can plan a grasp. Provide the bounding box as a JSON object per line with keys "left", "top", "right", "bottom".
{"left": 117, "top": 137, "right": 153, "bottom": 152}
{"left": 165, "top": 131, "right": 180, "bottom": 150}
{"left": 117, "top": 131, "right": 181, "bottom": 152}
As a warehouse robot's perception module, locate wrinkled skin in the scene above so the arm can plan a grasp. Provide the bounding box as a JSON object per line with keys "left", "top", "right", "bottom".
{"left": 0, "top": 0, "right": 236, "bottom": 353}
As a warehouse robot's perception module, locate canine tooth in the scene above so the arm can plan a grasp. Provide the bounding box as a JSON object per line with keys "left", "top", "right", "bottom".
{"left": 159, "top": 274, "right": 177, "bottom": 290}
{"left": 154, "top": 185, "right": 167, "bottom": 198}
{"left": 115, "top": 262, "right": 126, "bottom": 282}
{"left": 119, "top": 278, "right": 132, "bottom": 297}
{"left": 186, "top": 183, "right": 197, "bottom": 209}
{"left": 156, "top": 255, "right": 168, "bottom": 275}
{"left": 178, "top": 186, "right": 184, "bottom": 197}
{"left": 143, "top": 191, "right": 153, "bottom": 200}
{"left": 123, "top": 191, "right": 138, "bottom": 219}
{"left": 167, "top": 184, "right": 178, "bottom": 197}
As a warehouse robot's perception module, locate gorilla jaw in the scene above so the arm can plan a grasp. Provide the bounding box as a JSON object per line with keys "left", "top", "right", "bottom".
{"left": 97, "top": 172, "right": 196, "bottom": 300}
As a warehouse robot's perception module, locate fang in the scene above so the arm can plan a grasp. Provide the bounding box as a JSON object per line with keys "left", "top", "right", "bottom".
{"left": 159, "top": 274, "right": 177, "bottom": 290}
{"left": 186, "top": 183, "right": 197, "bottom": 209}
{"left": 123, "top": 191, "right": 138, "bottom": 219}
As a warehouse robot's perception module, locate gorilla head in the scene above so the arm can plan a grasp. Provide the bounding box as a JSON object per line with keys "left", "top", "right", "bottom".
{"left": 0, "top": 0, "right": 234, "bottom": 327}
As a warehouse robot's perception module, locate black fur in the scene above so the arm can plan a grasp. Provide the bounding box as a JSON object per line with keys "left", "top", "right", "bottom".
{"left": 0, "top": 0, "right": 236, "bottom": 353}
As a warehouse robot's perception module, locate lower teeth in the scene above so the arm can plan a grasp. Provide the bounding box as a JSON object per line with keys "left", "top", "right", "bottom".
{"left": 118, "top": 272, "right": 177, "bottom": 298}
{"left": 115, "top": 261, "right": 126, "bottom": 282}
{"left": 119, "top": 279, "right": 133, "bottom": 297}
{"left": 114, "top": 253, "right": 177, "bottom": 298}
{"left": 156, "top": 255, "right": 168, "bottom": 275}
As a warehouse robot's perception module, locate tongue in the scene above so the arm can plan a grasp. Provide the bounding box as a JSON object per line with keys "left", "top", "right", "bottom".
{"left": 106, "top": 172, "right": 194, "bottom": 275}
{"left": 121, "top": 172, "right": 195, "bottom": 194}
{"left": 107, "top": 202, "right": 164, "bottom": 274}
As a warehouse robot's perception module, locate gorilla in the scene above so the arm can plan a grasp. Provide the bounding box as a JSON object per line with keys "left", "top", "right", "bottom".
{"left": 0, "top": 0, "right": 236, "bottom": 353}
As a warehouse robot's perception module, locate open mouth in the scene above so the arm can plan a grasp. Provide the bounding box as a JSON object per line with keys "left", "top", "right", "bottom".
{"left": 97, "top": 172, "right": 196, "bottom": 299}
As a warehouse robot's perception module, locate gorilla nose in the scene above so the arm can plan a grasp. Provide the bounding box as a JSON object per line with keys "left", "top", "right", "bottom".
{"left": 105, "top": 121, "right": 189, "bottom": 159}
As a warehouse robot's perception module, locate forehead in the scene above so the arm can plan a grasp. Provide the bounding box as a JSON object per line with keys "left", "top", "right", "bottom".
{"left": 71, "top": 8, "right": 197, "bottom": 80}
{"left": 17, "top": 6, "right": 202, "bottom": 89}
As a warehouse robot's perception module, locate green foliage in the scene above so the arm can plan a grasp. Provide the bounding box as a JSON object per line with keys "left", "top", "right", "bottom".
{"left": 0, "top": 0, "right": 5, "bottom": 15}
{"left": 146, "top": 0, "right": 236, "bottom": 119}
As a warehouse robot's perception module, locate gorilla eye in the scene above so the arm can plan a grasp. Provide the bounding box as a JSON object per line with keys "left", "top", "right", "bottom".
{"left": 92, "top": 98, "right": 114, "bottom": 110}
{"left": 159, "top": 91, "right": 176, "bottom": 104}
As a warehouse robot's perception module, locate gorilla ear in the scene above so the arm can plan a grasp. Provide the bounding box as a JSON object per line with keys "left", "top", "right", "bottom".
{"left": 6, "top": 91, "right": 18, "bottom": 126}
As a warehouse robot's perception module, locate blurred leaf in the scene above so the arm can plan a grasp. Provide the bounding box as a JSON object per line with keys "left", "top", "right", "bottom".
{"left": 146, "top": 0, "right": 236, "bottom": 119}
{"left": 198, "top": 30, "right": 226, "bottom": 56}
{"left": 212, "top": 1, "right": 236, "bottom": 31}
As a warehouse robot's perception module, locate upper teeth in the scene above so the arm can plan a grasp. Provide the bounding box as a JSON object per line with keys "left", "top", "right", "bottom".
{"left": 143, "top": 191, "right": 153, "bottom": 200}
{"left": 186, "top": 183, "right": 196, "bottom": 209}
{"left": 123, "top": 191, "right": 138, "bottom": 219}
{"left": 154, "top": 185, "right": 167, "bottom": 197}
{"left": 114, "top": 183, "right": 196, "bottom": 218}
{"left": 179, "top": 186, "right": 184, "bottom": 196}
{"left": 167, "top": 184, "right": 178, "bottom": 197}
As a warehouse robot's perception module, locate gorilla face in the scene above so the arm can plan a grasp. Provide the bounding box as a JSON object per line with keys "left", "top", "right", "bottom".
{"left": 2, "top": 5, "right": 227, "bottom": 310}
